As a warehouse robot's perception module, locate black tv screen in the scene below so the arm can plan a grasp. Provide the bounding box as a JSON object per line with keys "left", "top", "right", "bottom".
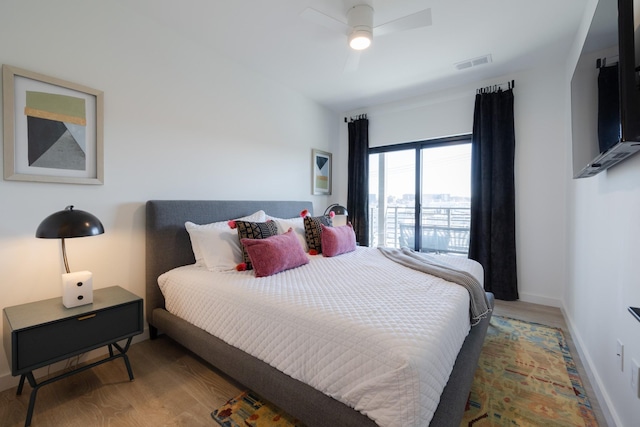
{"left": 597, "top": 61, "right": 620, "bottom": 153}
{"left": 617, "top": 0, "right": 640, "bottom": 143}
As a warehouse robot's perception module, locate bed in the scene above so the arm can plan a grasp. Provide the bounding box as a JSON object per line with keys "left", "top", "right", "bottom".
{"left": 145, "top": 200, "right": 494, "bottom": 427}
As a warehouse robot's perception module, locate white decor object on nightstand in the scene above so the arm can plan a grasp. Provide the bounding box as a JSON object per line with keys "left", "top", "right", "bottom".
{"left": 62, "top": 270, "right": 93, "bottom": 308}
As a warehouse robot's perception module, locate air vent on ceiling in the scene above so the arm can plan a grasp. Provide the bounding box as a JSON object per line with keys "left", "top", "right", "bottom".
{"left": 455, "top": 54, "right": 492, "bottom": 71}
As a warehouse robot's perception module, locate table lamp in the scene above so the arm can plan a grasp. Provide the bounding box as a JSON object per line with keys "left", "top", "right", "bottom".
{"left": 324, "top": 204, "right": 349, "bottom": 226}
{"left": 36, "top": 205, "right": 104, "bottom": 308}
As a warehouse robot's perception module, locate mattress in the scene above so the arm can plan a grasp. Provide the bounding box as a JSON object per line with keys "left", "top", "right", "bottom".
{"left": 158, "top": 247, "right": 483, "bottom": 426}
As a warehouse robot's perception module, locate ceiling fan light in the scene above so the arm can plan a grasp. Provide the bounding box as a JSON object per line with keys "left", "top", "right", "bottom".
{"left": 347, "top": 4, "right": 373, "bottom": 50}
{"left": 349, "top": 29, "right": 372, "bottom": 50}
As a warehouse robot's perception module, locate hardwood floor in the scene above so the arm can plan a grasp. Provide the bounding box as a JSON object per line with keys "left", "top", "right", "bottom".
{"left": 0, "top": 301, "right": 608, "bottom": 427}
{"left": 0, "top": 337, "right": 244, "bottom": 427}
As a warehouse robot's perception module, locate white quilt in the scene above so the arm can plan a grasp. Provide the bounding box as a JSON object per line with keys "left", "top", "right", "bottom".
{"left": 158, "top": 247, "right": 483, "bottom": 427}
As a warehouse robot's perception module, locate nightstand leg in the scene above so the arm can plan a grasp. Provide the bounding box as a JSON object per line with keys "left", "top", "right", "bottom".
{"left": 112, "top": 338, "right": 135, "bottom": 380}
{"left": 25, "top": 386, "right": 39, "bottom": 427}
{"left": 16, "top": 372, "right": 35, "bottom": 396}
{"left": 123, "top": 354, "right": 134, "bottom": 381}
{"left": 15, "top": 373, "right": 38, "bottom": 427}
{"left": 17, "top": 374, "right": 26, "bottom": 395}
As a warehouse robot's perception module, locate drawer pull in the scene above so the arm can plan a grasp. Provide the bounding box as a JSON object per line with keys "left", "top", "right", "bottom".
{"left": 77, "top": 314, "right": 96, "bottom": 321}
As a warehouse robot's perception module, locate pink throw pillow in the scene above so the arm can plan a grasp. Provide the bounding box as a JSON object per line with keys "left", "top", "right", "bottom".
{"left": 321, "top": 223, "right": 356, "bottom": 257}
{"left": 241, "top": 228, "right": 309, "bottom": 277}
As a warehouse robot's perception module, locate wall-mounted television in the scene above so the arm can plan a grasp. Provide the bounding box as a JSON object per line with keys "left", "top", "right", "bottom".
{"left": 572, "top": 0, "right": 640, "bottom": 178}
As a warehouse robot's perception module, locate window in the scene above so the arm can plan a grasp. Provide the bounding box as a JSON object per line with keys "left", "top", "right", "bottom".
{"left": 369, "top": 135, "right": 471, "bottom": 255}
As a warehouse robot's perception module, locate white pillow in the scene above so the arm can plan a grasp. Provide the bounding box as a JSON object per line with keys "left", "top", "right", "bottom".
{"left": 267, "top": 216, "right": 308, "bottom": 252}
{"left": 185, "top": 210, "right": 266, "bottom": 269}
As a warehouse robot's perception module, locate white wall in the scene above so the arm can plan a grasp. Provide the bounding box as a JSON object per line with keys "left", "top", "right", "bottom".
{"left": 566, "top": 156, "right": 640, "bottom": 427}
{"left": 342, "top": 64, "right": 569, "bottom": 308}
{"left": 563, "top": 0, "right": 640, "bottom": 425}
{"left": 0, "top": 0, "right": 340, "bottom": 389}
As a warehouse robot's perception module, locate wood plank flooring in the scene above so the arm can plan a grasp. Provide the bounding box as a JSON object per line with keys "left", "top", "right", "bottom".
{"left": 0, "top": 336, "right": 243, "bottom": 427}
{"left": 0, "top": 301, "right": 608, "bottom": 426}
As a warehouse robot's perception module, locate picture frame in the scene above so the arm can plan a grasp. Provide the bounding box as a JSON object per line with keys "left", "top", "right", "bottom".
{"left": 312, "top": 149, "right": 332, "bottom": 195}
{"left": 2, "top": 64, "right": 104, "bottom": 184}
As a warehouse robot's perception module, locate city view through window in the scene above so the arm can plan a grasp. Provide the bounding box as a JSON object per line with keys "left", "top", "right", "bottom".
{"left": 369, "top": 142, "right": 471, "bottom": 255}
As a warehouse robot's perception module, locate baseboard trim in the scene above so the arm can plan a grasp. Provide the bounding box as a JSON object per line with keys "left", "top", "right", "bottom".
{"left": 0, "top": 329, "right": 149, "bottom": 393}
{"left": 561, "top": 304, "right": 619, "bottom": 427}
{"left": 518, "top": 292, "right": 562, "bottom": 308}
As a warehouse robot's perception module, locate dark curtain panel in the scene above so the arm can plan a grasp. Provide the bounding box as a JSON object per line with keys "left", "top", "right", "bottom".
{"left": 347, "top": 116, "right": 369, "bottom": 246}
{"left": 469, "top": 88, "right": 518, "bottom": 300}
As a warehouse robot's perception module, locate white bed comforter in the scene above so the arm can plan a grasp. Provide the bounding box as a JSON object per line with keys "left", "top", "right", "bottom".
{"left": 158, "top": 247, "right": 483, "bottom": 427}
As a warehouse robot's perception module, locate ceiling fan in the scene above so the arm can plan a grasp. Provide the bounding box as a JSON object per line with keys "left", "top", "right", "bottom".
{"left": 300, "top": 3, "right": 432, "bottom": 72}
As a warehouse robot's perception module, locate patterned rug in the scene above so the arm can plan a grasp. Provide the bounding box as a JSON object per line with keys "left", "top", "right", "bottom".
{"left": 461, "top": 316, "right": 598, "bottom": 426}
{"left": 211, "top": 316, "right": 598, "bottom": 427}
{"left": 211, "top": 390, "right": 305, "bottom": 427}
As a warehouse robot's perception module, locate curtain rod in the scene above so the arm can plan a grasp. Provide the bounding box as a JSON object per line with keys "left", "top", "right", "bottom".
{"left": 344, "top": 113, "right": 368, "bottom": 123}
{"left": 477, "top": 79, "right": 515, "bottom": 94}
{"left": 344, "top": 78, "right": 516, "bottom": 117}
{"left": 596, "top": 56, "right": 619, "bottom": 68}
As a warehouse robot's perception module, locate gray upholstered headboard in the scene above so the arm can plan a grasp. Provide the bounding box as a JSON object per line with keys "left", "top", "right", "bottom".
{"left": 145, "top": 200, "right": 313, "bottom": 325}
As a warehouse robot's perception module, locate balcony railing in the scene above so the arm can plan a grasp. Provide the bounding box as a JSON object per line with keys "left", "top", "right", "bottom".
{"left": 369, "top": 205, "right": 471, "bottom": 255}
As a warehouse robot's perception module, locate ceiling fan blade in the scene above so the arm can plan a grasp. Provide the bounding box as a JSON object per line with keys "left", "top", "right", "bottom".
{"left": 343, "top": 50, "right": 361, "bottom": 73}
{"left": 374, "top": 8, "right": 432, "bottom": 37}
{"left": 300, "top": 7, "right": 350, "bottom": 35}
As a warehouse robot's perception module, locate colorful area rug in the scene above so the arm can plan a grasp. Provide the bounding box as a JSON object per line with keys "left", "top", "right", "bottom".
{"left": 461, "top": 316, "right": 598, "bottom": 426}
{"left": 211, "top": 390, "right": 305, "bottom": 427}
{"left": 211, "top": 316, "right": 598, "bottom": 427}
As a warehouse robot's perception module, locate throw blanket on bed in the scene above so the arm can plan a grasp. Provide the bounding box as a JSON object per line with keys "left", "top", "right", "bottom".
{"left": 378, "top": 247, "right": 491, "bottom": 325}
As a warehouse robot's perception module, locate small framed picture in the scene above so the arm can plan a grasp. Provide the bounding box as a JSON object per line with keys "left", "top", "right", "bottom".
{"left": 312, "top": 149, "right": 332, "bottom": 195}
{"left": 2, "top": 64, "right": 104, "bottom": 184}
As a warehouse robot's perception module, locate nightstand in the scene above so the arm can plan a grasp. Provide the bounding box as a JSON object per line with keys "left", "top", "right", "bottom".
{"left": 2, "top": 286, "right": 143, "bottom": 427}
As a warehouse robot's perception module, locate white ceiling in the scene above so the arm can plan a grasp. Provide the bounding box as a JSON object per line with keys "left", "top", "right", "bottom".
{"left": 121, "top": 0, "right": 589, "bottom": 113}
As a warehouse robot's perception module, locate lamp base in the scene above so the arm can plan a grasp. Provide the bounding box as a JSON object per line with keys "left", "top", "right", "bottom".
{"left": 332, "top": 215, "right": 348, "bottom": 227}
{"left": 62, "top": 271, "right": 93, "bottom": 308}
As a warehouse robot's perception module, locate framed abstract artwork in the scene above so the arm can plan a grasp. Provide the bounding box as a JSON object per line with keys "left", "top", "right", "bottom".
{"left": 312, "top": 149, "right": 332, "bottom": 195}
{"left": 2, "top": 65, "right": 104, "bottom": 184}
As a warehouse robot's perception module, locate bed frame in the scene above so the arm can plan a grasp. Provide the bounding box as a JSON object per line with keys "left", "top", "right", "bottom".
{"left": 145, "top": 200, "right": 494, "bottom": 427}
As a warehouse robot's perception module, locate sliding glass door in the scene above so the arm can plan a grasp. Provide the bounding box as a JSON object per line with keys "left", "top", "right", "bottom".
{"left": 420, "top": 143, "right": 471, "bottom": 254}
{"left": 369, "top": 149, "right": 416, "bottom": 248}
{"left": 369, "top": 136, "right": 471, "bottom": 255}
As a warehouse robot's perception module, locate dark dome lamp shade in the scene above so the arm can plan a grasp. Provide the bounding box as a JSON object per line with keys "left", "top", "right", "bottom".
{"left": 36, "top": 205, "right": 105, "bottom": 274}
{"left": 324, "top": 204, "right": 348, "bottom": 216}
